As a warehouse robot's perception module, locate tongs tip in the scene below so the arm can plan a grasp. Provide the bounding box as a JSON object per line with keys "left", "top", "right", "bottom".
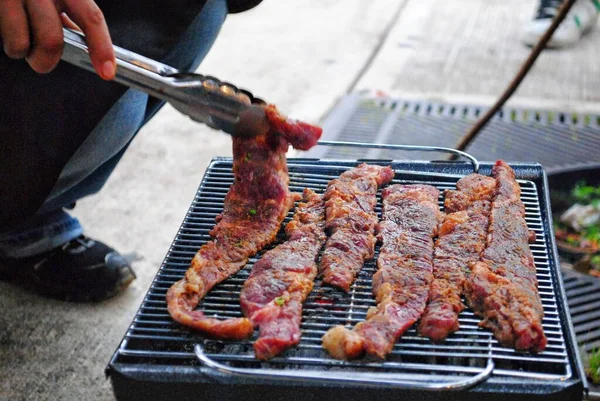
{"left": 233, "top": 105, "right": 269, "bottom": 138}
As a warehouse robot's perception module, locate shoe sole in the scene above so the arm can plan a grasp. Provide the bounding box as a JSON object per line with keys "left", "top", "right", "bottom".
{"left": 66, "top": 266, "right": 137, "bottom": 302}
{"left": 1, "top": 264, "right": 137, "bottom": 303}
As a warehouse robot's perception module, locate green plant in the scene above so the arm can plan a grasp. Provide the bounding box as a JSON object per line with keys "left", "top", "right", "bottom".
{"left": 572, "top": 182, "right": 600, "bottom": 207}
{"left": 560, "top": 182, "right": 600, "bottom": 249}
{"left": 587, "top": 226, "right": 600, "bottom": 244}
{"left": 585, "top": 348, "right": 600, "bottom": 384}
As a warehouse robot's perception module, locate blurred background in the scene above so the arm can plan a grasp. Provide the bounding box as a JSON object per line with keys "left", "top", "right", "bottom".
{"left": 1, "top": 1, "right": 599, "bottom": 400}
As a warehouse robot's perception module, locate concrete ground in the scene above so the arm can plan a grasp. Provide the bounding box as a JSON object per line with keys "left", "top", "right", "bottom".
{"left": 1, "top": 1, "right": 599, "bottom": 400}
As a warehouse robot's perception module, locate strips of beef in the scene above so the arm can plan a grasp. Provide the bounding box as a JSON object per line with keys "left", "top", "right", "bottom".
{"left": 418, "top": 174, "right": 496, "bottom": 342}
{"left": 464, "top": 160, "right": 547, "bottom": 352}
{"left": 323, "top": 185, "right": 441, "bottom": 359}
{"left": 166, "top": 107, "right": 322, "bottom": 339}
{"left": 319, "top": 164, "right": 395, "bottom": 292}
{"left": 264, "top": 105, "right": 321, "bottom": 151}
{"left": 240, "top": 189, "right": 326, "bottom": 360}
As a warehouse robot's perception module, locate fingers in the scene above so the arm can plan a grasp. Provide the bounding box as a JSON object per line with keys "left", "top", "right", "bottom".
{"left": 0, "top": 0, "right": 114, "bottom": 80}
{"left": 0, "top": 0, "right": 30, "bottom": 59}
{"left": 60, "top": 12, "right": 81, "bottom": 32}
{"left": 61, "top": 0, "right": 115, "bottom": 80}
{"left": 24, "top": 0, "right": 63, "bottom": 73}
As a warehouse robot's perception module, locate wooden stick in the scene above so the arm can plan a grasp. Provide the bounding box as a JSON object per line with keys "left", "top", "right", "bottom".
{"left": 450, "top": 0, "right": 578, "bottom": 158}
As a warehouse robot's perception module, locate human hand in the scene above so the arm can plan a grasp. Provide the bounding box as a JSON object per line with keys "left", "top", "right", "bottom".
{"left": 0, "top": 0, "right": 116, "bottom": 80}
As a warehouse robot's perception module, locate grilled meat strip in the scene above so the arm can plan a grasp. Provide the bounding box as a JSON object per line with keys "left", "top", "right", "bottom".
{"left": 240, "top": 189, "right": 326, "bottom": 360}
{"left": 418, "top": 174, "right": 496, "bottom": 342}
{"left": 465, "top": 160, "right": 547, "bottom": 352}
{"left": 167, "top": 106, "right": 322, "bottom": 340}
{"left": 264, "top": 105, "right": 320, "bottom": 151}
{"left": 319, "top": 164, "right": 395, "bottom": 292}
{"left": 323, "top": 185, "right": 441, "bottom": 359}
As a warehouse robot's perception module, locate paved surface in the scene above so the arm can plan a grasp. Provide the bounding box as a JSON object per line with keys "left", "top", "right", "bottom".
{"left": 358, "top": 0, "right": 600, "bottom": 112}
{"left": 1, "top": 1, "right": 598, "bottom": 400}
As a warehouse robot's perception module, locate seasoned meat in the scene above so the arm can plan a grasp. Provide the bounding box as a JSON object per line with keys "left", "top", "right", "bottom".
{"left": 240, "top": 189, "right": 326, "bottom": 360}
{"left": 418, "top": 174, "right": 495, "bottom": 342}
{"left": 166, "top": 106, "right": 322, "bottom": 339}
{"left": 444, "top": 173, "right": 497, "bottom": 214}
{"left": 323, "top": 185, "right": 441, "bottom": 359}
{"left": 264, "top": 105, "right": 321, "bottom": 151}
{"left": 464, "top": 160, "right": 547, "bottom": 352}
{"left": 319, "top": 164, "right": 395, "bottom": 292}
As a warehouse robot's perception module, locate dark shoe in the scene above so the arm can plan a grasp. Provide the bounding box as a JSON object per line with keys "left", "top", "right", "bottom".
{"left": 0, "top": 235, "right": 136, "bottom": 302}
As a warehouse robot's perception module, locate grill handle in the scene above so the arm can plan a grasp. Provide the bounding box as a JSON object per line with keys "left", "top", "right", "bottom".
{"left": 194, "top": 344, "right": 494, "bottom": 391}
{"left": 316, "top": 141, "right": 480, "bottom": 173}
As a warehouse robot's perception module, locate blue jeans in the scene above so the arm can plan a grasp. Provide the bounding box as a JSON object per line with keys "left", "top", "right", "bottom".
{"left": 0, "top": 0, "right": 227, "bottom": 258}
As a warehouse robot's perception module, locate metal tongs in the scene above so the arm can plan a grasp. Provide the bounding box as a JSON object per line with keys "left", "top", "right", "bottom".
{"left": 61, "top": 28, "right": 269, "bottom": 137}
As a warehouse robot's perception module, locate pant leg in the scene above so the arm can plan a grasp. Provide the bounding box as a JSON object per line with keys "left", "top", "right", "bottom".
{"left": 0, "top": 0, "right": 228, "bottom": 258}
{"left": 43, "top": 0, "right": 228, "bottom": 212}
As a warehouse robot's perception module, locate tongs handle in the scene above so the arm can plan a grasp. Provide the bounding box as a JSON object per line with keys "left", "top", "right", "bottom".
{"left": 61, "top": 28, "right": 268, "bottom": 136}
{"left": 63, "top": 28, "right": 179, "bottom": 100}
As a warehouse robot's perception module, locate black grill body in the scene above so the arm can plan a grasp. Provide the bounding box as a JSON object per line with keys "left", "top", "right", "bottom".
{"left": 106, "top": 158, "right": 585, "bottom": 401}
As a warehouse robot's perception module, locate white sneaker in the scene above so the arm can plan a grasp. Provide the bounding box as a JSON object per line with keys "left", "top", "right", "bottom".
{"left": 523, "top": 0, "right": 600, "bottom": 48}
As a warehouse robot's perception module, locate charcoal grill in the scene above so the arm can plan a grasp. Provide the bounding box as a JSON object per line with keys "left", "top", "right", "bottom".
{"left": 106, "top": 142, "right": 585, "bottom": 401}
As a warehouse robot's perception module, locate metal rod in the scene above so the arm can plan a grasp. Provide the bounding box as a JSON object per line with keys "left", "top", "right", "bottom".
{"left": 194, "top": 344, "right": 494, "bottom": 391}
{"left": 62, "top": 28, "right": 179, "bottom": 100}
{"left": 317, "top": 140, "right": 480, "bottom": 172}
{"left": 61, "top": 28, "right": 263, "bottom": 135}
{"left": 451, "top": 0, "right": 577, "bottom": 155}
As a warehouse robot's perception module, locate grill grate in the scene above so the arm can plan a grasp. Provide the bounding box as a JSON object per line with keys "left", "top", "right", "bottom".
{"left": 564, "top": 269, "right": 600, "bottom": 353}
{"left": 108, "top": 159, "right": 584, "bottom": 401}
{"left": 306, "top": 96, "right": 600, "bottom": 171}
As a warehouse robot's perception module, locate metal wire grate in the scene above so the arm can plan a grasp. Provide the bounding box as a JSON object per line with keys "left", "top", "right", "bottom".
{"left": 306, "top": 96, "right": 600, "bottom": 171}
{"left": 564, "top": 269, "right": 600, "bottom": 354}
{"left": 111, "top": 159, "right": 576, "bottom": 388}
{"left": 562, "top": 269, "right": 600, "bottom": 398}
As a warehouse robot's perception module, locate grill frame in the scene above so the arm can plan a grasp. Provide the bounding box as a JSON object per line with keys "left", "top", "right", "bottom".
{"left": 107, "top": 158, "right": 585, "bottom": 401}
